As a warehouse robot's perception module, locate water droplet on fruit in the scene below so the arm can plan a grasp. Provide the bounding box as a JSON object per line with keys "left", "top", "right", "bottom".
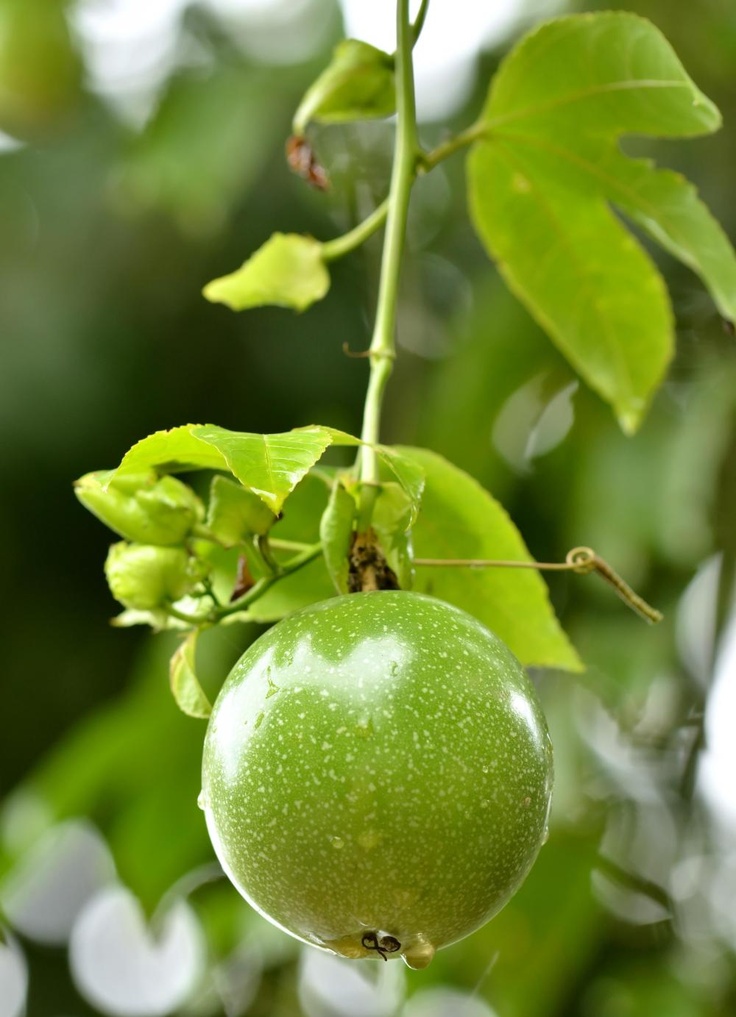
{"left": 196, "top": 791, "right": 206, "bottom": 811}
{"left": 355, "top": 716, "right": 374, "bottom": 738}
{"left": 358, "top": 829, "right": 382, "bottom": 850}
{"left": 330, "top": 837, "right": 345, "bottom": 850}
{"left": 254, "top": 712, "right": 265, "bottom": 730}
{"left": 402, "top": 936, "right": 435, "bottom": 969}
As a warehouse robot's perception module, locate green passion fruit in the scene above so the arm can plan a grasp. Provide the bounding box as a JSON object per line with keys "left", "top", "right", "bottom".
{"left": 201, "top": 591, "right": 552, "bottom": 968}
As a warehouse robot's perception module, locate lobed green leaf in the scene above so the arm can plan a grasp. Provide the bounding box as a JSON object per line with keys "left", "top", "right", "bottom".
{"left": 396, "top": 447, "right": 582, "bottom": 671}
{"left": 468, "top": 12, "right": 736, "bottom": 432}
{"left": 111, "top": 424, "right": 354, "bottom": 515}
{"left": 110, "top": 424, "right": 425, "bottom": 523}
{"left": 597, "top": 149, "right": 736, "bottom": 323}
{"left": 483, "top": 14, "right": 719, "bottom": 139}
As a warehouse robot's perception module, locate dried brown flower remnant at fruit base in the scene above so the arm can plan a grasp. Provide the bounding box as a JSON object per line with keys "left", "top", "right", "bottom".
{"left": 348, "top": 529, "right": 399, "bottom": 592}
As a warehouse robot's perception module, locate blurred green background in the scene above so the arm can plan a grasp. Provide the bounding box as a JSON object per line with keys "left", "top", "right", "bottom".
{"left": 2, "top": 0, "right": 736, "bottom": 1014}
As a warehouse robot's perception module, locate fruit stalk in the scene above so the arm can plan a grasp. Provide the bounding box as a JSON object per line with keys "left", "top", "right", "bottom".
{"left": 357, "top": 0, "right": 420, "bottom": 526}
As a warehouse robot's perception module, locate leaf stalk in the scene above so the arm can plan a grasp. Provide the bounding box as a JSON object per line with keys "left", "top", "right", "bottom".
{"left": 165, "top": 541, "right": 323, "bottom": 626}
{"left": 322, "top": 199, "right": 389, "bottom": 262}
{"left": 414, "top": 546, "right": 663, "bottom": 624}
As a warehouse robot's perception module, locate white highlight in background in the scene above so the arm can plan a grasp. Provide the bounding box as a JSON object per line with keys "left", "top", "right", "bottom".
{"left": 0, "top": 820, "right": 116, "bottom": 946}
{"left": 298, "top": 948, "right": 405, "bottom": 1017}
{"left": 339, "top": 0, "right": 520, "bottom": 120}
{"left": 73, "top": 0, "right": 534, "bottom": 126}
{"left": 0, "top": 933, "right": 27, "bottom": 1017}
{"left": 698, "top": 607, "right": 736, "bottom": 831}
{"left": 70, "top": 885, "right": 206, "bottom": 1017}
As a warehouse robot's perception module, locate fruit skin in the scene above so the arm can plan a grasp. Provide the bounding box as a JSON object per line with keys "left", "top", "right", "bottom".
{"left": 201, "top": 591, "right": 552, "bottom": 968}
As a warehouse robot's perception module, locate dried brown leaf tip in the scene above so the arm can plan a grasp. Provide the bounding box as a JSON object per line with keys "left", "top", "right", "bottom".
{"left": 231, "top": 554, "right": 256, "bottom": 601}
{"left": 286, "top": 135, "right": 330, "bottom": 191}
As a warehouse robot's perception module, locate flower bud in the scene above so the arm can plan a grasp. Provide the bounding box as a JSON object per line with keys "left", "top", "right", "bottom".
{"left": 75, "top": 471, "right": 203, "bottom": 546}
{"left": 105, "top": 543, "right": 204, "bottom": 611}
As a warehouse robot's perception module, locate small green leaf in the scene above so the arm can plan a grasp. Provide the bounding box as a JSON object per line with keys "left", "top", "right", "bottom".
{"left": 110, "top": 426, "right": 226, "bottom": 477}
{"left": 293, "top": 39, "right": 395, "bottom": 135}
{"left": 238, "top": 472, "right": 335, "bottom": 620}
{"left": 397, "top": 447, "right": 582, "bottom": 672}
{"left": 319, "top": 481, "right": 356, "bottom": 594}
{"left": 372, "top": 482, "right": 415, "bottom": 590}
{"left": 203, "top": 233, "right": 330, "bottom": 312}
{"left": 468, "top": 12, "right": 734, "bottom": 432}
{"left": 377, "top": 445, "right": 425, "bottom": 524}
{"left": 207, "top": 475, "right": 276, "bottom": 546}
{"left": 111, "top": 424, "right": 360, "bottom": 515}
{"left": 169, "top": 632, "right": 211, "bottom": 719}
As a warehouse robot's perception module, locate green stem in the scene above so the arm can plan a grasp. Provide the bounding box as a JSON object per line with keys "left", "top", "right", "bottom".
{"left": 320, "top": 119, "right": 485, "bottom": 273}
{"left": 420, "top": 120, "right": 488, "bottom": 172}
{"left": 411, "top": 0, "right": 431, "bottom": 44}
{"left": 357, "top": 0, "right": 420, "bottom": 512}
{"left": 165, "top": 604, "right": 204, "bottom": 625}
{"left": 164, "top": 542, "right": 323, "bottom": 626}
{"left": 269, "top": 538, "right": 313, "bottom": 552}
{"left": 215, "top": 542, "right": 323, "bottom": 619}
{"left": 256, "top": 533, "right": 279, "bottom": 574}
{"left": 322, "top": 199, "right": 389, "bottom": 262}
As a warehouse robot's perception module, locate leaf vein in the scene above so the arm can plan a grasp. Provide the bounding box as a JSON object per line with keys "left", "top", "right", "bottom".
{"left": 487, "top": 79, "right": 694, "bottom": 132}
{"left": 488, "top": 139, "right": 633, "bottom": 398}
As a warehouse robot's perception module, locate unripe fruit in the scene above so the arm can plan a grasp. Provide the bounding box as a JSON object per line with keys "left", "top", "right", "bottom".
{"left": 201, "top": 592, "right": 552, "bottom": 968}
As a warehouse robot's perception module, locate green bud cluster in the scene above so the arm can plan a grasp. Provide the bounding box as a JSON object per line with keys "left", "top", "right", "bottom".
{"left": 74, "top": 471, "right": 204, "bottom": 546}
{"left": 104, "top": 543, "right": 208, "bottom": 613}
{"left": 74, "top": 470, "right": 214, "bottom": 618}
